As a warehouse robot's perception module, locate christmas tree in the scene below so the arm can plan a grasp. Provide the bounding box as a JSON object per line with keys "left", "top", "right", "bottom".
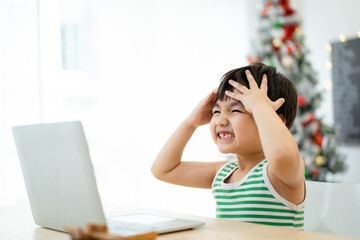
{"left": 248, "top": 0, "right": 346, "bottom": 181}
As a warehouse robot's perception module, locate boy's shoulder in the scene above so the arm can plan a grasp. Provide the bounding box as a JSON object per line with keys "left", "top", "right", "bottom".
{"left": 211, "top": 160, "right": 230, "bottom": 174}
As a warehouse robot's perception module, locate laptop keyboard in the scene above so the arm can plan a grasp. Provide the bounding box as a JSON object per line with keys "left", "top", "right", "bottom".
{"left": 107, "top": 220, "right": 159, "bottom": 236}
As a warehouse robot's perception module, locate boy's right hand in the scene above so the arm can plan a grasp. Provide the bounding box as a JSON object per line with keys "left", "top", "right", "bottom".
{"left": 152, "top": 88, "right": 225, "bottom": 189}
{"left": 186, "top": 89, "right": 217, "bottom": 128}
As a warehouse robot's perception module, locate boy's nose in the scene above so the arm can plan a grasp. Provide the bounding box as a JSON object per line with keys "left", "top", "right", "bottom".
{"left": 216, "top": 114, "right": 229, "bottom": 126}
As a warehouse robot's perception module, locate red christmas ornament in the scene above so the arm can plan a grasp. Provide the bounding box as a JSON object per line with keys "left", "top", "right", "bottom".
{"left": 295, "top": 42, "right": 301, "bottom": 49}
{"left": 302, "top": 113, "right": 315, "bottom": 127}
{"left": 266, "top": 1, "right": 273, "bottom": 7}
{"left": 261, "top": 9, "right": 268, "bottom": 17}
{"left": 298, "top": 95, "right": 306, "bottom": 107}
{"left": 308, "top": 113, "right": 315, "bottom": 123}
{"left": 272, "top": 44, "right": 280, "bottom": 52}
{"left": 313, "top": 133, "right": 323, "bottom": 147}
{"left": 312, "top": 120, "right": 323, "bottom": 147}
{"left": 287, "top": 45, "right": 293, "bottom": 54}
{"left": 282, "top": 25, "right": 297, "bottom": 42}
{"left": 311, "top": 168, "right": 319, "bottom": 177}
{"left": 279, "top": 0, "right": 295, "bottom": 16}
{"left": 313, "top": 129, "right": 323, "bottom": 147}
{"left": 247, "top": 55, "right": 260, "bottom": 63}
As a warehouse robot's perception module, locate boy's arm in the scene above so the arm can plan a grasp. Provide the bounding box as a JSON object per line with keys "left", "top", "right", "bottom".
{"left": 226, "top": 71, "right": 304, "bottom": 188}
{"left": 251, "top": 102, "right": 304, "bottom": 186}
{"left": 151, "top": 90, "right": 226, "bottom": 189}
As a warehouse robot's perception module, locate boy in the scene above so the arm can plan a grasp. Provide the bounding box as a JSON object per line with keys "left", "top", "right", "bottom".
{"left": 151, "top": 63, "right": 305, "bottom": 229}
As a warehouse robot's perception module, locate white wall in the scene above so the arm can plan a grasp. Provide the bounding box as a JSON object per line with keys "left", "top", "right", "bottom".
{"left": 0, "top": 0, "right": 250, "bottom": 218}
{"left": 87, "top": 0, "right": 250, "bottom": 217}
{"left": 0, "top": 0, "right": 40, "bottom": 206}
{"left": 301, "top": 0, "right": 360, "bottom": 183}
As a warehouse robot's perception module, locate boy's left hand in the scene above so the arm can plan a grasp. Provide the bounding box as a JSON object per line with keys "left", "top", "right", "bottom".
{"left": 225, "top": 70, "right": 285, "bottom": 114}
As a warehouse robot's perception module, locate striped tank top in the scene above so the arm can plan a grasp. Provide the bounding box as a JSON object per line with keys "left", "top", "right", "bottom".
{"left": 212, "top": 159, "right": 305, "bottom": 230}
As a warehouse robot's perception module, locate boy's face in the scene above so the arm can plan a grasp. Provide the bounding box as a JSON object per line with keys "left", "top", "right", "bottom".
{"left": 210, "top": 96, "right": 263, "bottom": 156}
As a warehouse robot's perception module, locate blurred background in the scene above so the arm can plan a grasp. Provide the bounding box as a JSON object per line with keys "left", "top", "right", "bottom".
{"left": 1, "top": 0, "right": 359, "bottom": 218}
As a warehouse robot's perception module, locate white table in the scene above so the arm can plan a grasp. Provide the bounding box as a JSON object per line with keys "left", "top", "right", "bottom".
{"left": 0, "top": 205, "right": 357, "bottom": 240}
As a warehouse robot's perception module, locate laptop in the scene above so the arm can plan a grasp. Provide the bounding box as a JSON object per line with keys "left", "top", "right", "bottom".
{"left": 12, "top": 121, "right": 204, "bottom": 236}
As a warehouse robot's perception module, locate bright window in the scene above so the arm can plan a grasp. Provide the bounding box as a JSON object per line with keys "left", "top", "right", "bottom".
{"left": 1, "top": 0, "right": 249, "bottom": 217}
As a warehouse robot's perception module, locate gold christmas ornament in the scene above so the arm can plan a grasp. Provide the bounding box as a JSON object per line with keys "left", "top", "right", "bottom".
{"left": 315, "top": 155, "right": 324, "bottom": 166}
{"left": 296, "top": 51, "right": 302, "bottom": 58}
{"left": 272, "top": 38, "right": 283, "bottom": 48}
{"left": 281, "top": 54, "right": 295, "bottom": 68}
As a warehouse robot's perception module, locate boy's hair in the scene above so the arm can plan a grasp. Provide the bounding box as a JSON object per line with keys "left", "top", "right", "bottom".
{"left": 217, "top": 62, "right": 297, "bottom": 129}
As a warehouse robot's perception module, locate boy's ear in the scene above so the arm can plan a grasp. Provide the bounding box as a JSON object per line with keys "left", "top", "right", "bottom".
{"left": 278, "top": 114, "right": 286, "bottom": 125}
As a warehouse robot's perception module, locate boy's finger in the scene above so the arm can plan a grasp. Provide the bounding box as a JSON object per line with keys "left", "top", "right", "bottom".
{"left": 245, "top": 70, "right": 257, "bottom": 89}
{"left": 260, "top": 74, "right": 268, "bottom": 92}
{"left": 273, "top": 98, "right": 285, "bottom": 111}
{"left": 205, "top": 91, "right": 217, "bottom": 103}
{"left": 211, "top": 88, "right": 218, "bottom": 100}
{"left": 228, "top": 80, "right": 248, "bottom": 93}
{"left": 225, "top": 90, "right": 242, "bottom": 102}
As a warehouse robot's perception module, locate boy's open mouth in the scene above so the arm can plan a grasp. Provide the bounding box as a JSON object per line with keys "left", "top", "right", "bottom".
{"left": 218, "top": 132, "right": 234, "bottom": 139}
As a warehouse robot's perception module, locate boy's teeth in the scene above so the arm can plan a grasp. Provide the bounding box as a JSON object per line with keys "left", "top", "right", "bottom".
{"left": 219, "top": 133, "right": 234, "bottom": 139}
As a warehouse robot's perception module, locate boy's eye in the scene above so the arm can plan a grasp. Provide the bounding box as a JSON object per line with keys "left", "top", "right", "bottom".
{"left": 232, "top": 110, "right": 243, "bottom": 113}
{"left": 212, "top": 110, "right": 220, "bottom": 114}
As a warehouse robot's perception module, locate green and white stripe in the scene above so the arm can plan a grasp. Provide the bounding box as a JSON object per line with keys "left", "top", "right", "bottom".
{"left": 212, "top": 160, "right": 305, "bottom": 230}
